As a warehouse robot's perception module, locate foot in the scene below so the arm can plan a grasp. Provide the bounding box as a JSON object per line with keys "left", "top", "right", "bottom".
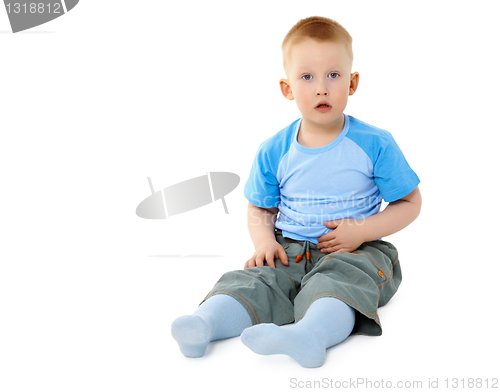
{"left": 171, "top": 315, "right": 211, "bottom": 357}
{"left": 240, "top": 323, "right": 327, "bottom": 368}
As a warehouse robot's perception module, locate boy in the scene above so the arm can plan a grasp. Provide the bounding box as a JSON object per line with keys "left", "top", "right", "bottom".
{"left": 171, "top": 16, "right": 421, "bottom": 368}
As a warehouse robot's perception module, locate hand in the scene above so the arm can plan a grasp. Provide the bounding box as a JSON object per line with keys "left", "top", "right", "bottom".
{"left": 316, "top": 219, "right": 367, "bottom": 254}
{"left": 244, "top": 240, "right": 289, "bottom": 269}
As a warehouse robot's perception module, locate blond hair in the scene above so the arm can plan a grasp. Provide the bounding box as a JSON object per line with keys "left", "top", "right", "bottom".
{"left": 282, "top": 16, "right": 353, "bottom": 67}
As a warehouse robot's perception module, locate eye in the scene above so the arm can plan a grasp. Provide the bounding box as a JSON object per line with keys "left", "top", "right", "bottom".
{"left": 328, "top": 72, "right": 340, "bottom": 79}
{"left": 301, "top": 74, "right": 313, "bottom": 81}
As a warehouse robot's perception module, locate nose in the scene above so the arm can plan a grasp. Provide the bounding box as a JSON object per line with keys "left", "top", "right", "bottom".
{"left": 315, "top": 82, "right": 328, "bottom": 96}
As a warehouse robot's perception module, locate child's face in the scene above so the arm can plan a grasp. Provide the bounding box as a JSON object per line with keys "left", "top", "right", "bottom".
{"left": 281, "top": 38, "right": 358, "bottom": 129}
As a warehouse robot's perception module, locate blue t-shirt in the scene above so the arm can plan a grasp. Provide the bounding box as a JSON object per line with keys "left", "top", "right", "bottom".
{"left": 244, "top": 114, "right": 420, "bottom": 243}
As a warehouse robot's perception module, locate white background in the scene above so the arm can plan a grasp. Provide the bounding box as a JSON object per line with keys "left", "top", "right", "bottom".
{"left": 1, "top": 1, "right": 499, "bottom": 391}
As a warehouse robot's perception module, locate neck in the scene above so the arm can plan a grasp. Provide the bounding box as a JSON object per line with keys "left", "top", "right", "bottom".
{"left": 298, "top": 115, "right": 345, "bottom": 148}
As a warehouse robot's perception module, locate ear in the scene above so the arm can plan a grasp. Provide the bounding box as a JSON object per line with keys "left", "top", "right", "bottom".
{"left": 349, "top": 72, "right": 360, "bottom": 96}
{"left": 279, "top": 78, "right": 294, "bottom": 100}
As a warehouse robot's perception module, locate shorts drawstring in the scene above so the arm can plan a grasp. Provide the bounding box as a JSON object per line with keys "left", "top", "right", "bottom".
{"left": 295, "top": 240, "right": 311, "bottom": 263}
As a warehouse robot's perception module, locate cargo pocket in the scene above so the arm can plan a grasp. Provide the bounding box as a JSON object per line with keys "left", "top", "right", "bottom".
{"left": 343, "top": 250, "right": 388, "bottom": 287}
{"left": 359, "top": 240, "right": 402, "bottom": 308}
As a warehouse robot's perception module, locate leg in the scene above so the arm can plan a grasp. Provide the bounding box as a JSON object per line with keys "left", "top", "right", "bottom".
{"left": 201, "top": 258, "right": 304, "bottom": 327}
{"left": 295, "top": 240, "right": 402, "bottom": 336}
{"left": 171, "top": 233, "right": 307, "bottom": 358}
{"left": 241, "top": 297, "right": 355, "bottom": 368}
{"left": 241, "top": 240, "right": 401, "bottom": 367}
{"left": 171, "top": 294, "right": 252, "bottom": 357}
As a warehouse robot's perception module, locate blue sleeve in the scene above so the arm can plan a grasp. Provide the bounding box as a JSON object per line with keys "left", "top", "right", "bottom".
{"left": 243, "top": 121, "right": 297, "bottom": 208}
{"left": 243, "top": 141, "right": 281, "bottom": 208}
{"left": 373, "top": 133, "right": 420, "bottom": 202}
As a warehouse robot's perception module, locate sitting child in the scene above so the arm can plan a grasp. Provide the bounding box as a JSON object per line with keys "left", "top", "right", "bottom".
{"left": 171, "top": 16, "right": 421, "bottom": 368}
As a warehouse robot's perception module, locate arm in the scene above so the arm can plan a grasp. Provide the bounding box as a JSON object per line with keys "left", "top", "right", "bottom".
{"left": 244, "top": 202, "right": 289, "bottom": 269}
{"left": 317, "top": 186, "right": 422, "bottom": 253}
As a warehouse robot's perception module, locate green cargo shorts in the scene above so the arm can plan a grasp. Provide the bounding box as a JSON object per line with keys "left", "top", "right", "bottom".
{"left": 202, "top": 231, "right": 402, "bottom": 336}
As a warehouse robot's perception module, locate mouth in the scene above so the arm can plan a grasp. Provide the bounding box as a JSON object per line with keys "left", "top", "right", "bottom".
{"left": 315, "top": 102, "right": 332, "bottom": 111}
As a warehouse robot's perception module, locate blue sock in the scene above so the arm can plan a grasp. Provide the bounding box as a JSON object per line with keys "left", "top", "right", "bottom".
{"left": 240, "top": 297, "right": 355, "bottom": 368}
{"left": 171, "top": 294, "right": 252, "bottom": 357}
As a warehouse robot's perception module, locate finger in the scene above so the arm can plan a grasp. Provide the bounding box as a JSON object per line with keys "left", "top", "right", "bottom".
{"left": 317, "top": 241, "right": 328, "bottom": 249}
{"left": 322, "top": 244, "right": 342, "bottom": 254}
{"left": 278, "top": 247, "right": 289, "bottom": 266}
{"left": 317, "top": 239, "right": 329, "bottom": 248}
{"left": 244, "top": 258, "right": 253, "bottom": 269}
{"left": 331, "top": 244, "right": 346, "bottom": 253}
{"left": 317, "top": 235, "right": 329, "bottom": 244}
{"left": 317, "top": 232, "right": 336, "bottom": 245}
{"left": 255, "top": 254, "right": 265, "bottom": 267}
{"left": 266, "top": 252, "right": 276, "bottom": 268}
{"left": 318, "top": 239, "right": 338, "bottom": 251}
{"left": 324, "top": 219, "right": 341, "bottom": 229}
